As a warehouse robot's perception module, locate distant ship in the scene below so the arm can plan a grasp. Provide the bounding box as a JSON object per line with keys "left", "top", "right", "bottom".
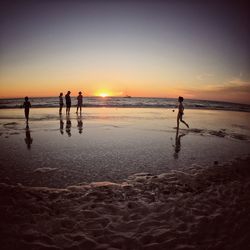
{"left": 124, "top": 95, "right": 132, "bottom": 98}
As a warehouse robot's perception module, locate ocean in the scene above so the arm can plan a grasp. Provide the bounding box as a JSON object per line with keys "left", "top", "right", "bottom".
{"left": 0, "top": 97, "right": 249, "bottom": 112}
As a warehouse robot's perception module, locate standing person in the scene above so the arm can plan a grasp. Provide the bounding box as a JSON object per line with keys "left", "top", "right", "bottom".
{"left": 65, "top": 91, "right": 71, "bottom": 115}
{"left": 177, "top": 96, "right": 189, "bottom": 129}
{"left": 23, "top": 96, "right": 31, "bottom": 123}
{"left": 76, "top": 91, "right": 83, "bottom": 114}
{"left": 59, "top": 92, "right": 63, "bottom": 115}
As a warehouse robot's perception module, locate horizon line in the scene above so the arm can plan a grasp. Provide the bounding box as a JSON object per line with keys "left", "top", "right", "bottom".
{"left": 0, "top": 96, "right": 249, "bottom": 106}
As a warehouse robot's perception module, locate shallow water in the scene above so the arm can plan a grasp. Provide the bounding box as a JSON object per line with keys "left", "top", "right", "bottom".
{"left": 1, "top": 96, "right": 250, "bottom": 111}
{"left": 0, "top": 108, "right": 250, "bottom": 188}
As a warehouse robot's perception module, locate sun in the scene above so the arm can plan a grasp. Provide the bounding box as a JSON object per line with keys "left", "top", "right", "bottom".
{"left": 100, "top": 93, "right": 108, "bottom": 98}
{"left": 95, "top": 89, "right": 112, "bottom": 97}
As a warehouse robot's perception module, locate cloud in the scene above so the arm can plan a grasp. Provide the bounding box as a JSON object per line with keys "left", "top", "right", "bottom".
{"left": 196, "top": 73, "right": 213, "bottom": 81}
{"left": 179, "top": 78, "right": 250, "bottom": 104}
{"left": 228, "top": 77, "right": 250, "bottom": 86}
{"left": 214, "top": 79, "right": 250, "bottom": 93}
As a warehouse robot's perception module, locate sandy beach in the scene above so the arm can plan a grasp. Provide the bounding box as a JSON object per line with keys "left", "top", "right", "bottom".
{"left": 1, "top": 108, "right": 250, "bottom": 249}
{"left": 1, "top": 157, "right": 250, "bottom": 250}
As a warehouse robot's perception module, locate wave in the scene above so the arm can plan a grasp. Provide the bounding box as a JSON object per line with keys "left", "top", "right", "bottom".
{"left": 0, "top": 97, "right": 249, "bottom": 112}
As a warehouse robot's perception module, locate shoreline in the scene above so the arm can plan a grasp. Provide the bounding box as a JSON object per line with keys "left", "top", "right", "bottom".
{"left": 1, "top": 108, "right": 250, "bottom": 188}
{"left": 1, "top": 106, "right": 250, "bottom": 113}
{"left": 1, "top": 96, "right": 250, "bottom": 113}
{"left": 1, "top": 156, "right": 250, "bottom": 249}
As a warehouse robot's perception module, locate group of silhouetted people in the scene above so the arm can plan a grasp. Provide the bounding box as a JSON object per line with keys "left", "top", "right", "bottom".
{"left": 23, "top": 91, "right": 84, "bottom": 123}
{"left": 22, "top": 94, "right": 189, "bottom": 130}
{"left": 21, "top": 95, "right": 189, "bottom": 154}
{"left": 59, "top": 91, "right": 83, "bottom": 115}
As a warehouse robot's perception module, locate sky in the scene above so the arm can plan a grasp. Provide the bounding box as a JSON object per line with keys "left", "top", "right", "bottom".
{"left": 0, "top": 0, "right": 249, "bottom": 104}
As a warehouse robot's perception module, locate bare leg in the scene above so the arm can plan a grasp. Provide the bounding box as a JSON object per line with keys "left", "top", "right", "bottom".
{"left": 25, "top": 110, "right": 29, "bottom": 124}
{"left": 177, "top": 113, "right": 180, "bottom": 130}
{"left": 180, "top": 116, "right": 189, "bottom": 128}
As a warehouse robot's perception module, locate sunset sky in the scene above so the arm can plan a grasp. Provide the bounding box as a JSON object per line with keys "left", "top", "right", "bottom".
{"left": 0, "top": 0, "right": 249, "bottom": 104}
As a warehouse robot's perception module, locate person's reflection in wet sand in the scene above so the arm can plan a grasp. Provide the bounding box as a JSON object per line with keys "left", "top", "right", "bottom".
{"left": 24, "top": 125, "right": 33, "bottom": 149}
{"left": 66, "top": 115, "right": 72, "bottom": 137}
{"left": 77, "top": 114, "right": 83, "bottom": 134}
{"left": 173, "top": 128, "right": 186, "bottom": 159}
{"left": 60, "top": 115, "right": 64, "bottom": 135}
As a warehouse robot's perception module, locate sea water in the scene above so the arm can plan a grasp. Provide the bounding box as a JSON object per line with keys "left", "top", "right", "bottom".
{"left": 0, "top": 97, "right": 249, "bottom": 112}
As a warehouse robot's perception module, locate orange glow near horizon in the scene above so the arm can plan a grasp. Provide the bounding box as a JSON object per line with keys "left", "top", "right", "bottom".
{"left": 0, "top": 79, "right": 249, "bottom": 104}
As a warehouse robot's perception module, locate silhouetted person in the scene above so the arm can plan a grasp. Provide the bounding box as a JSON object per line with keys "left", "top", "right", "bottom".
{"left": 76, "top": 91, "right": 83, "bottom": 114}
{"left": 65, "top": 91, "right": 71, "bottom": 115}
{"left": 66, "top": 116, "right": 72, "bottom": 137}
{"left": 173, "top": 129, "right": 186, "bottom": 159}
{"left": 25, "top": 125, "right": 33, "bottom": 149}
{"left": 77, "top": 114, "right": 83, "bottom": 134}
{"left": 59, "top": 92, "right": 63, "bottom": 115}
{"left": 23, "top": 96, "right": 31, "bottom": 123}
{"left": 60, "top": 116, "right": 64, "bottom": 135}
{"left": 177, "top": 96, "right": 189, "bottom": 129}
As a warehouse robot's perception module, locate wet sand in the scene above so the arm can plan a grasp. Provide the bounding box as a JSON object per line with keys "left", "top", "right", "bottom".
{"left": 0, "top": 108, "right": 250, "bottom": 187}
